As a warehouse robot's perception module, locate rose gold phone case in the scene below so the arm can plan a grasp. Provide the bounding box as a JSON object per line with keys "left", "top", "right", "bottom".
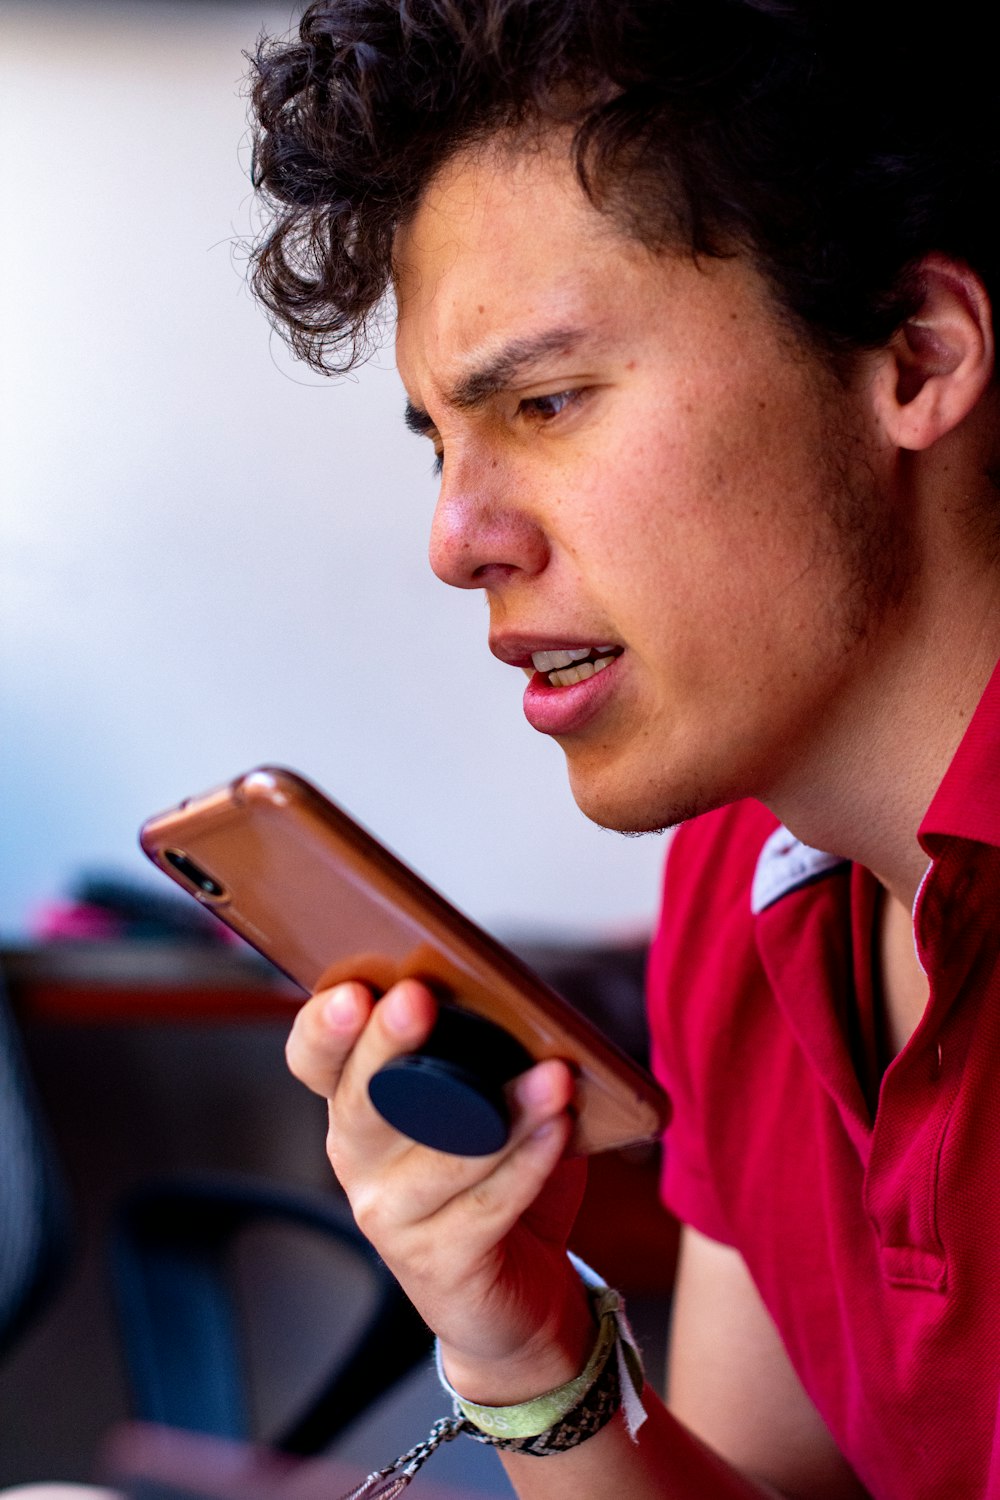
{"left": 139, "top": 766, "right": 667, "bottom": 1154}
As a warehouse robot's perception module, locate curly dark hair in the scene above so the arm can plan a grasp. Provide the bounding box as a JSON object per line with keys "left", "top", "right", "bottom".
{"left": 249, "top": 0, "right": 999, "bottom": 375}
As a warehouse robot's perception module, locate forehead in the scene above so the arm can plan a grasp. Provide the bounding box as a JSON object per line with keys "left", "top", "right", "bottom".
{"left": 391, "top": 136, "right": 807, "bottom": 412}
{"left": 393, "top": 136, "right": 651, "bottom": 388}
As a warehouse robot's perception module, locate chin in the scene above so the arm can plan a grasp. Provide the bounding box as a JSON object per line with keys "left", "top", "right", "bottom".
{"left": 565, "top": 761, "right": 721, "bottom": 838}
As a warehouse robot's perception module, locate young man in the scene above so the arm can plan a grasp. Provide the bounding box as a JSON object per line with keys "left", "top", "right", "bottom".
{"left": 250, "top": 3, "right": 1000, "bottom": 1495}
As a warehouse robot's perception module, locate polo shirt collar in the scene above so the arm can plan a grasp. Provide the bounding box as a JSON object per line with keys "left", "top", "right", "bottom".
{"left": 920, "top": 651, "right": 1000, "bottom": 855}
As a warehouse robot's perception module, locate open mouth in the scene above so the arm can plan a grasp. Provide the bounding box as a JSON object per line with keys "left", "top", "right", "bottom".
{"left": 527, "top": 645, "right": 624, "bottom": 687}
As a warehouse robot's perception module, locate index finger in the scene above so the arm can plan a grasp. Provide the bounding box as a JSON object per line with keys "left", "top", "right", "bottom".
{"left": 285, "top": 977, "right": 437, "bottom": 1104}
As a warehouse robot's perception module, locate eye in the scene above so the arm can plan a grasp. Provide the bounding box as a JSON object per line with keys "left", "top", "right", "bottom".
{"left": 518, "top": 389, "right": 582, "bottom": 422}
{"left": 432, "top": 450, "right": 444, "bottom": 477}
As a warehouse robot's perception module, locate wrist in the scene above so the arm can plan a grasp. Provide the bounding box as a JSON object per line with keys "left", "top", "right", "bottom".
{"left": 438, "top": 1259, "right": 649, "bottom": 1455}
{"left": 440, "top": 1266, "right": 596, "bottom": 1406}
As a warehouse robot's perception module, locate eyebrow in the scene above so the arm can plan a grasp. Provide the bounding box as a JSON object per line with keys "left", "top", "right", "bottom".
{"left": 403, "top": 325, "right": 594, "bottom": 436}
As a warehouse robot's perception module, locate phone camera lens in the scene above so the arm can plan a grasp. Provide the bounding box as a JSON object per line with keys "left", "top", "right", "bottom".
{"left": 163, "top": 848, "right": 226, "bottom": 900}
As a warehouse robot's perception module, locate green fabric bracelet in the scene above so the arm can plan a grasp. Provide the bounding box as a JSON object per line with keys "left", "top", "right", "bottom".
{"left": 451, "top": 1292, "right": 620, "bottom": 1439}
{"left": 435, "top": 1258, "right": 647, "bottom": 1454}
{"left": 349, "top": 1267, "right": 645, "bottom": 1495}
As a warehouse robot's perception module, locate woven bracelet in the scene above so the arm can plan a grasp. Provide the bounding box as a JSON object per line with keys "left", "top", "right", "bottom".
{"left": 435, "top": 1255, "right": 647, "bottom": 1456}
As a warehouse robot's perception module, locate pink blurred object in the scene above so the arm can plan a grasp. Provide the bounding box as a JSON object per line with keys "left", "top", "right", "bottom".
{"left": 31, "top": 900, "right": 126, "bottom": 942}
{"left": 27, "top": 875, "right": 241, "bottom": 947}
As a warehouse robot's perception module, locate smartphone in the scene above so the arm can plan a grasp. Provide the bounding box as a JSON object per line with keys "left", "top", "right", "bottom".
{"left": 139, "top": 766, "right": 667, "bottom": 1156}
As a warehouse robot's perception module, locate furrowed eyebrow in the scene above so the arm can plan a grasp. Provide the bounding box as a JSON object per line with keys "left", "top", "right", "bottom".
{"left": 449, "top": 327, "right": 589, "bottom": 411}
{"left": 401, "top": 324, "right": 599, "bottom": 436}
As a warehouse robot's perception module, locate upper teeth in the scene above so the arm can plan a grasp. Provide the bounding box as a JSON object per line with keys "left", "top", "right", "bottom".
{"left": 531, "top": 648, "right": 592, "bottom": 672}
{"left": 527, "top": 646, "right": 620, "bottom": 688}
{"left": 531, "top": 646, "right": 616, "bottom": 672}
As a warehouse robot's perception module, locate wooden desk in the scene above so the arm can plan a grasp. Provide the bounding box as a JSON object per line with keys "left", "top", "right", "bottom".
{"left": 2, "top": 941, "right": 302, "bottom": 1025}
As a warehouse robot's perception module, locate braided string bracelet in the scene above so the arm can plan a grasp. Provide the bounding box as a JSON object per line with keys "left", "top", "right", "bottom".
{"left": 437, "top": 1253, "right": 647, "bottom": 1453}
{"left": 333, "top": 1257, "right": 647, "bottom": 1499}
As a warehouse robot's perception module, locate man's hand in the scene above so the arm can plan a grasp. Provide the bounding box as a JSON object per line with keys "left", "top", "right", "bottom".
{"left": 285, "top": 977, "right": 595, "bottom": 1403}
{"left": 285, "top": 981, "right": 870, "bottom": 1500}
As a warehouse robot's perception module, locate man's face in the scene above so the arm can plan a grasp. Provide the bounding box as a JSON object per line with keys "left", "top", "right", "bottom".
{"left": 394, "top": 137, "right": 893, "bottom": 833}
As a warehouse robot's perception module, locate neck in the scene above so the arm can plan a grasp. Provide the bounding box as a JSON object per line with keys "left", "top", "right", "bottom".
{"left": 765, "top": 540, "right": 1000, "bottom": 911}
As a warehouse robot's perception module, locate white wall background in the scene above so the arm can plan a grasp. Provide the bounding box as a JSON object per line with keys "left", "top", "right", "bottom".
{"left": 0, "top": 0, "right": 669, "bottom": 942}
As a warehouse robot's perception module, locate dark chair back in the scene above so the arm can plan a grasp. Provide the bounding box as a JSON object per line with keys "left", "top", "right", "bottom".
{"left": 0, "top": 981, "right": 71, "bottom": 1356}
{"left": 111, "top": 1174, "right": 432, "bottom": 1456}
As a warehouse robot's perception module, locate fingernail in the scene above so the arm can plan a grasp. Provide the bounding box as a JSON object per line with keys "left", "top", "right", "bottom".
{"left": 323, "top": 984, "right": 360, "bottom": 1031}
{"left": 518, "top": 1064, "right": 556, "bottom": 1110}
{"left": 383, "top": 987, "right": 416, "bottom": 1035}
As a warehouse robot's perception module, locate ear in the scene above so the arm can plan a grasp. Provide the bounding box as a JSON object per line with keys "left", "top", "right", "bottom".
{"left": 873, "top": 256, "right": 995, "bottom": 451}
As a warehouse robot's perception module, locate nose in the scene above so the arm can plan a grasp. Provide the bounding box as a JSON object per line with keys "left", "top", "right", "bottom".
{"left": 428, "top": 470, "right": 549, "bottom": 591}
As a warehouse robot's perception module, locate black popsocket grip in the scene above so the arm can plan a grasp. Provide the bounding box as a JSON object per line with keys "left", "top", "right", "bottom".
{"left": 367, "top": 1003, "right": 535, "bottom": 1156}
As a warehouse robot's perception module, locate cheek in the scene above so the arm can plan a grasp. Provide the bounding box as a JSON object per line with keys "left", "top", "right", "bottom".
{"left": 598, "top": 415, "right": 840, "bottom": 663}
{"left": 584, "top": 403, "right": 755, "bottom": 588}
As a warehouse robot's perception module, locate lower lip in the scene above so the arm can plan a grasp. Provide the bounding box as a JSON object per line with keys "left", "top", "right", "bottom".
{"left": 522, "top": 657, "right": 623, "bottom": 736}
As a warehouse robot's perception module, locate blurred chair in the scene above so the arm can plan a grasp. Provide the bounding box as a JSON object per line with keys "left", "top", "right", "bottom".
{"left": 0, "top": 976, "right": 431, "bottom": 1491}
{"left": 0, "top": 982, "right": 113, "bottom": 1498}
{"left": 110, "top": 1173, "right": 432, "bottom": 1455}
{"left": 0, "top": 980, "right": 71, "bottom": 1365}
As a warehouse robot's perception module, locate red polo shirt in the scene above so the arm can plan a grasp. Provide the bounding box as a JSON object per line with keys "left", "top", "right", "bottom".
{"left": 648, "top": 658, "right": 1000, "bottom": 1499}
